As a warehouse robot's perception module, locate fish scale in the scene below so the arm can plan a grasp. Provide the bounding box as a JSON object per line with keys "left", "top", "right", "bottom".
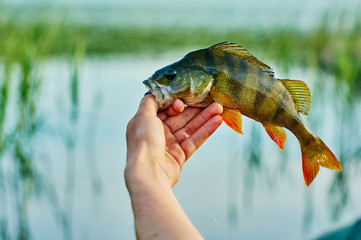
{"left": 210, "top": 49, "right": 290, "bottom": 125}
{"left": 143, "top": 41, "right": 342, "bottom": 187}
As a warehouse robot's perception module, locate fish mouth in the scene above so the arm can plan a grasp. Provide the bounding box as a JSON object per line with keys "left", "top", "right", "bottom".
{"left": 143, "top": 79, "right": 173, "bottom": 109}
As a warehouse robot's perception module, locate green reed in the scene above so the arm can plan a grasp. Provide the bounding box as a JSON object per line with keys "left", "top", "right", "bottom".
{"left": 1, "top": 6, "right": 360, "bottom": 239}
{"left": 0, "top": 10, "right": 85, "bottom": 239}
{"left": 1, "top": 17, "right": 360, "bottom": 97}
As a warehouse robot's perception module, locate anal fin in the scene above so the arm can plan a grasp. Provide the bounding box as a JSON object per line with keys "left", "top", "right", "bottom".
{"left": 263, "top": 123, "right": 287, "bottom": 151}
{"left": 222, "top": 108, "right": 243, "bottom": 134}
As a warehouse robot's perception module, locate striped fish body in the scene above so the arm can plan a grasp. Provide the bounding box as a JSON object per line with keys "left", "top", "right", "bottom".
{"left": 144, "top": 42, "right": 342, "bottom": 186}
{"left": 190, "top": 48, "right": 299, "bottom": 128}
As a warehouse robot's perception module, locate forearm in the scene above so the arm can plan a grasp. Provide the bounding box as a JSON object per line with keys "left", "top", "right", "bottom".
{"left": 125, "top": 159, "right": 203, "bottom": 240}
{"left": 125, "top": 96, "right": 222, "bottom": 239}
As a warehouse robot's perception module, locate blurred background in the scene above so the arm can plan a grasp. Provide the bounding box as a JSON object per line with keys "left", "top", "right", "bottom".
{"left": 1, "top": 0, "right": 361, "bottom": 239}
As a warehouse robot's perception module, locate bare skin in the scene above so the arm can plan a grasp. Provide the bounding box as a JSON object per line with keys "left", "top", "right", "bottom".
{"left": 125, "top": 95, "right": 223, "bottom": 240}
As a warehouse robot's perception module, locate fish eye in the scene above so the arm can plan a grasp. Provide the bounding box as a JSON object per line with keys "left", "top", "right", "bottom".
{"left": 164, "top": 69, "right": 177, "bottom": 81}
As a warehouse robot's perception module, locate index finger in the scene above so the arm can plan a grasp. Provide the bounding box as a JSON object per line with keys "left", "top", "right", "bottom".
{"left": 181, "top": 114, "right": 223, "bottom": 159}
{"left": 158, "top": 99, "right": 185, "bottom": 121}
{"left": 165, "top": 99, "right": 185, "bottom": 116}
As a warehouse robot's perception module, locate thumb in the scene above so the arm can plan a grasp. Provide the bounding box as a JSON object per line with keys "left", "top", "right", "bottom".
{"left": 137, "top": 94, "right": 159, "bottom": 117}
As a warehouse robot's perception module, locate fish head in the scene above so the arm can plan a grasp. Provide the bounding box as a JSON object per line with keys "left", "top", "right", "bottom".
{"left": 143, "top": 60, "right": 215, "bottom": 110}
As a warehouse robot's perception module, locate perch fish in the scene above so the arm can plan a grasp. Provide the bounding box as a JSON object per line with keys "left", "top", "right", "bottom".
{"left": 143, "top": 42, "right": 342, "bottom": 186}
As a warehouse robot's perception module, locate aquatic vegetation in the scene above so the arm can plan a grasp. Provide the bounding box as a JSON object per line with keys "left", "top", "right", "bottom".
{"left": 1, "top": 16, "right": 360, "bottom": 97}
{"left": 0, "top": 12, "right": 86, "bottom": 239}
{"left": 1, "top": 4, "right": 360, "bottom": 239}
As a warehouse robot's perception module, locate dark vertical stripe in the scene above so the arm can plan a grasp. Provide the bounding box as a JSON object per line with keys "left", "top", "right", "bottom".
{"left": 205, "top": 49, "right": 215, "bottom": 68}
{"left": 224, "top": 52, "right": 243, "bottom": 101}
{"left": 224, "top": 52, "right": 240, "bottom": 81}
{"left": 272, "top": 91, "right": 289, "bottom": 122}
{"left": 234, "top": 58, "right": 248, "bottom": 101}
{"left": 224, "top": 52, "right": 235, "bottom": 77}
{"left": 291, "top": 116, "right": 302, "bottom": 128}
{"left": 254, "top": 69, "right": 268, "bottom": 109}
{"left": 239, "top": 58, "right": 248, "bottom": 81}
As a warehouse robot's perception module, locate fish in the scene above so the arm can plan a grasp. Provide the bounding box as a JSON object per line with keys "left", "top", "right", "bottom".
{"left": 143, "top": 41, "right": 342, "bottom": 187}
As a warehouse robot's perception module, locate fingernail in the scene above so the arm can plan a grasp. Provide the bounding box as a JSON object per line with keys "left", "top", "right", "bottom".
{"left": 144, "top": 90, "right": 151, "bottom": 96}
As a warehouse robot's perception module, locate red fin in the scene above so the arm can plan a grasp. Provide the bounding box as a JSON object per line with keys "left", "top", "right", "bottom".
{"left": 221, "top": 108, "right": 243, "bottom": 134}
{"left": 301, "top": 138, "right": 342, "bottom": 187}
{"left": 263, "top": 123, "right": 287, "bottom": 151}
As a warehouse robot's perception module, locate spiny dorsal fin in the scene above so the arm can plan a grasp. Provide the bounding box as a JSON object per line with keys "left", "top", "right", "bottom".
{"left": 209, "top": 41, "right": 275, "bottom": 77}
{"left": 280, "top": 79, "right": 311, "bottom": 116}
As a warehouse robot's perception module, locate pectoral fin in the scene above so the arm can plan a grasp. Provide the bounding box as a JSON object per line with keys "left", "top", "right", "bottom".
{"left": 263, "top": 123, "right": 287, "bottom": 151}
{"left": 209, "top": 90, "right": 242, "bottom": 134}
{"left": 209, "top": 89, "right": 238, "bottom": 108}
{"left": 222, "top": 108, "right": 243, "bottom": 134}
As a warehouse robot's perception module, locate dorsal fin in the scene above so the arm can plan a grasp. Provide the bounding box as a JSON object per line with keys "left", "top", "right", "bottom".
{"left": 280, "top": 79, "right": 312, "bottom": 116}
{"left": 209, "top": 41, "right": 275, "bottom": 77}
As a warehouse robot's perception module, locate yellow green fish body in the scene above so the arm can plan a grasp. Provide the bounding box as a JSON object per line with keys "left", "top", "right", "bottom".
{"left": 143, "top": 42, "right": 342, "bottom": 186}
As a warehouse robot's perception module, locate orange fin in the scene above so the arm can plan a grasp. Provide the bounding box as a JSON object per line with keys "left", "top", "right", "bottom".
{"left": 263, "top": 123, "right": 287, "bottom": 151}
{"left": 221, "top": 108, "right": 243, "bottom": 134}
{"left": 209, "top": 89, "right": 238, "bottom": 108}
{"left": 301, "top": 137, "right": 342, "bottom": 187}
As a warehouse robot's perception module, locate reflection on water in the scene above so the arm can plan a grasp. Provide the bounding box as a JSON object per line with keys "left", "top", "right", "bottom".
{"left": 1, "top": 55, "right": 361, "bottom": 239}
{"left": 0, "top": 36, "right": 99, "bottom": 239}
{"left": 1, "top": 0, "right": 361, "bottom": 238}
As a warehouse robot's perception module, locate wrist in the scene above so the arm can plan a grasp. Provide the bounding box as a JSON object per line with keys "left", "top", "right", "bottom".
{"left": 125, "top": 149, "right": 171, "bottom": 196}
{"left": 125, "top": 160, "right": 203, "bottom": 240}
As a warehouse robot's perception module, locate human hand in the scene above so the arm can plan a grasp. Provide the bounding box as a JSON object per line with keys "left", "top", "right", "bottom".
{"left": 125, "top": 95, "right": 223, "bottom": 190}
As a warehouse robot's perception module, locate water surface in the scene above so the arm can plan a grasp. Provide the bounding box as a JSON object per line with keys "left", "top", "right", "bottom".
{"left": 16, "top": 55, "right": 360, "bottom": 239}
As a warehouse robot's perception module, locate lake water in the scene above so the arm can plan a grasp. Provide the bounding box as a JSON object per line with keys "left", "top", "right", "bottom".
{"left": 1, "top": 0, "right": 361, "bottom": 238}
{"left": 6, "top": 54, "right": 358, "bottom": 239}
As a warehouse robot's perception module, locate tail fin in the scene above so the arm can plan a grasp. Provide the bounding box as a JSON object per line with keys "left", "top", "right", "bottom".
{"left": 301, "top": 137, "right": 342, "bottom": 187}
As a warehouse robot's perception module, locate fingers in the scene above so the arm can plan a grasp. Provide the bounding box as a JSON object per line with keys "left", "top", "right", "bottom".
{"left": 164, "top": 107, "right": 202, "bottom": 133}
{"left": 136, "top": 95, "right": 159, "bottom": 117}
{"left": 137, "top": 96, "right": 184, "bottom": 120}
{"left": 158, "top": 99, "right": 185, "bottom": 121}
{"left": 173, "top": 102, "right": 223, "bottom": 142}
{"left": 166, "top": 99, "right": 185, "bottom": 115}
{"left": 181, "top": 115, "right": 223, "bottom": 159}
